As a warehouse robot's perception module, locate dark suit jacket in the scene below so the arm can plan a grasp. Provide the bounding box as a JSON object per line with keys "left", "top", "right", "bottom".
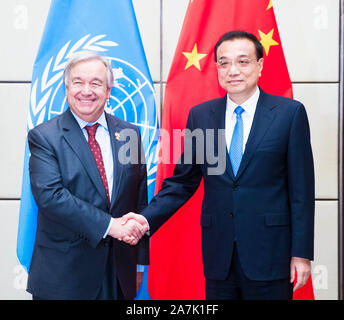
{"left": 142, "top": 88, "right": 314, "bottom": 281}
{"left": 27, "top": 109, "right": 149, "bottom": 299}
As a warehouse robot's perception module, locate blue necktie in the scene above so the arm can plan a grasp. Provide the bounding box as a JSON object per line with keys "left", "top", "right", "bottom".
{"left": 229, "top": 106, "right": 245, "bottom": 176}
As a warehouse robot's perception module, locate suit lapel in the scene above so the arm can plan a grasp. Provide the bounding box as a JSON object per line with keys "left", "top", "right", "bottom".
{"left": 105, "top": 113, "right": 124, "bottom": 210}
{"left": 61, "top": 109, "right": 108, "bottom": 203}
{"left": 210, "top": 96, "right": 235, "bottom": 181}
{"left": 235, "top": 89, "right": 276, "bottom": 180}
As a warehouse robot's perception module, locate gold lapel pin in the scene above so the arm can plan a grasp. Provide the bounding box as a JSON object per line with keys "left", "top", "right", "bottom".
{"left": 115, "top": 132, "right": 120, "bottom": 140}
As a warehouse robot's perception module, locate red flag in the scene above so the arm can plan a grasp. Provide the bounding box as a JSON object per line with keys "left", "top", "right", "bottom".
{"left": 148, "top": 0, "right": 314, "bottom": 300}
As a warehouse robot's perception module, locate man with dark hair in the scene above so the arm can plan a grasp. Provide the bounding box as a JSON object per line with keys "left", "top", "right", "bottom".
{"left": 214, "top": 30, "right": 264, "bottom": 61}
{"left": 125, "top": 30, "right": 315, "bottom": 300}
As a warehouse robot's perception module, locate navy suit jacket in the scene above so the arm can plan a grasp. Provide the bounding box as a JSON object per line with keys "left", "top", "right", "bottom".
{"left": 27, "top": 109, "right": 148, "bottom": 299}
{"left": 142, "top": 88, "right": 315, "bottom": 281}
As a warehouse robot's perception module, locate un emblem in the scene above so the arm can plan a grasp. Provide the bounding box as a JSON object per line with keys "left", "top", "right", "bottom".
{"left": 29, "top": 34, "right": 159, "bottom": 189}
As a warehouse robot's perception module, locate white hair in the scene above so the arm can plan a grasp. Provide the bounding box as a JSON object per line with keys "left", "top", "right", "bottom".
{"left": 63, "top": 51, "right": 114, "bottom": 89}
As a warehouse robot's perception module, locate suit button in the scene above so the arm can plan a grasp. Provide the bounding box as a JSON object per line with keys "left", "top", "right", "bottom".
{"left": 229, "top": 212, "right": 234, "bottom": 217}
{"left": 232, "top": 184, "right": 239, "bottom": 191}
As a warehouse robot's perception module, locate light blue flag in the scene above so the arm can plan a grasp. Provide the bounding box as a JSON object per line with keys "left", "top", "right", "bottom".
{"left": 17, "top": 0, "right": 159, "bottom": 299}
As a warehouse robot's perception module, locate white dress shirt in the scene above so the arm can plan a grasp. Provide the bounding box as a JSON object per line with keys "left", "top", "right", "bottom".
{"left": 225, "top": 87, "right": 260, "bottom": 153}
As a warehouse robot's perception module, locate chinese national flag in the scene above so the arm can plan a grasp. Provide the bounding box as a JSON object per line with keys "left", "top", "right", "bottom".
{"left": 148, "top": 0, "right": 314, "bottom": 300}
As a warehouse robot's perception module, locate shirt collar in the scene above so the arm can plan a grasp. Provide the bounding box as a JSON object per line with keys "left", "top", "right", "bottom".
{"left": 226, "top": 86, "right": 260, "bottom": 117}
{"left": 70, "top": 110, "right": 108, "bottom": 130}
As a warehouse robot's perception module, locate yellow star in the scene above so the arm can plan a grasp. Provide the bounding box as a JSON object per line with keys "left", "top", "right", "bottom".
{"left": 258, "top": 28, "right": 279, "bottom": 55}
{"left": 182, "top": 44, "right": 207, "bottom": 71}
{"left": 266, "top": 0, "right": 273, "bottom": 10}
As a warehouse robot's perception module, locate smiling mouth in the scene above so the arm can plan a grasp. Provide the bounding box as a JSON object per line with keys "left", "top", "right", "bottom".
{"left": 78, "top": 99, "right": 95, "bottom": 104}
{"left": 228, "top": 80, "right": 243, "bottom": 84}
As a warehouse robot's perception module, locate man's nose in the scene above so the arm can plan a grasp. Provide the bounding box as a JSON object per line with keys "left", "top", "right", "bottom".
{"left": 228, "top": 62, "right": 240, "bottom": 75}
{"left": 81, "top": 83, "right": 92, "bottom": 94}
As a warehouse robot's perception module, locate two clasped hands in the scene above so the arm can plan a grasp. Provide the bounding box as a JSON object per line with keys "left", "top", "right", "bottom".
{"left": 107, "top": 213, "right": 148, "bottom": 245}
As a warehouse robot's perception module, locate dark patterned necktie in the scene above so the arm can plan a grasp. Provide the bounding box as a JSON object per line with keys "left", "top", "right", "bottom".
{"left": 85, "top": 123, "right": 110, "bottom": 203}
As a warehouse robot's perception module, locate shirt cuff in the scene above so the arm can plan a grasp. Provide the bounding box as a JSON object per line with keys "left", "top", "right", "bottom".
{"left": 137, "top": 265, "right": 145, "bottom": 272}
{"left": 103, "top": 217, "right": 113, "bottom": 238}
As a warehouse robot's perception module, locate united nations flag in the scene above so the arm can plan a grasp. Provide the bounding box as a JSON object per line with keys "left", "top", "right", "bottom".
{"left": 17, "top": 0, "right": 158, "bottom": 299}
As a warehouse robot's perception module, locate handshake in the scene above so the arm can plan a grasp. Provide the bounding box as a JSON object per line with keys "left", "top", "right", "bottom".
{"left": 108, "top": 212, "right": 149, "bottom": 245}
